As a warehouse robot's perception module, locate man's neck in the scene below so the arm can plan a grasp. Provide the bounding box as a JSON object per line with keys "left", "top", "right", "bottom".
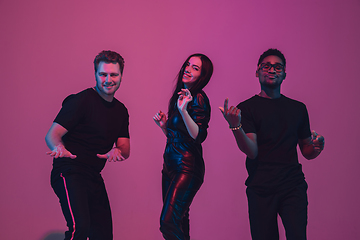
{"left": 258, "top": 88, "right": 281, "bottom": 99}
{"left": 94, "top": 86, "right": 114, "bottom": 102}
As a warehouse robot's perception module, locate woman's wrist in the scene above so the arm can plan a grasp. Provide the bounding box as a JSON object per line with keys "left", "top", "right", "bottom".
{"left": 179, "top": 108, "right": 189, "bottom": 116}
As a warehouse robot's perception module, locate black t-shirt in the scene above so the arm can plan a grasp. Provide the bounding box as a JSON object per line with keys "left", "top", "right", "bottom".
{"left": 238, "top": 95, "right": 311, "bottom": 194}
{"left": 52, "top": 88, "right": 129, "bottom": 176}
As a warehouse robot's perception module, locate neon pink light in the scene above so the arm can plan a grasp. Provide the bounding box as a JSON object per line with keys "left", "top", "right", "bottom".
{"left": 61, "top": 173, "right": 76, "bottom": 240}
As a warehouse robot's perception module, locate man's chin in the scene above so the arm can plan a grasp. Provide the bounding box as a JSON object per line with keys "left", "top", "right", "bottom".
{"left": 262, "top": 83, "right": 280, "bottom": 89}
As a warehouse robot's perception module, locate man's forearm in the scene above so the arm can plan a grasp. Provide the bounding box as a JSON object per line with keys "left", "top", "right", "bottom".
{"left": 232, "top": 129, "right": 258, "bottom": 159}
{"left": 45, "top": 122, "right": 68, "bottom": 150}
{"left": 45, "top": 130, "right": 64, "bottom": 150}
{"left": 116, "top": 146, "right": 130, "bottom": 159}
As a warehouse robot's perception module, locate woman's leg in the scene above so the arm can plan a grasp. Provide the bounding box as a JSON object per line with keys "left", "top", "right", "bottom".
{"left": 160, "top": 172, "right": 202, "bottom": 240}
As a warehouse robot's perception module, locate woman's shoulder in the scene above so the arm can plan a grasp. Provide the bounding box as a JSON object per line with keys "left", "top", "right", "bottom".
{"left": 193, "top": 90, "right": 209, "bottom": 102}
{"left": 192, "top": 90, "right": 210, "bottom": 109}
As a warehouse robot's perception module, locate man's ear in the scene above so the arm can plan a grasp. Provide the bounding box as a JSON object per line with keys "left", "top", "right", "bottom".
{"left": 256, "top": 69, "right": 259, "bottom": 77}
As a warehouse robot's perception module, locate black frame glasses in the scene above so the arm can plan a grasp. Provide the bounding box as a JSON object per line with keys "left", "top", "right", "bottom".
{"left": 259, "top": 63, "right": 285, "bottom": 72}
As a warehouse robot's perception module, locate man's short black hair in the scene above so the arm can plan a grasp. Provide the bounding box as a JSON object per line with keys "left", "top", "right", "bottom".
{"left": 94, "top": 50, "right": 125, "bottom": 74}
{"left": 258, "top": 48, "right": 286, "bottom": 67}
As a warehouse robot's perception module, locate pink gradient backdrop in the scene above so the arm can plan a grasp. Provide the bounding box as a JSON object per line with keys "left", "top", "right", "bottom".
{"left": 1, "top": 0, "right": 359, "bottom": 239}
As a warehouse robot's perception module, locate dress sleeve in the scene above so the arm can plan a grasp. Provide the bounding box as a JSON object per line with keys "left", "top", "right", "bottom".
{"left": 188, "top": 91, "right": 211, "bottom": 144}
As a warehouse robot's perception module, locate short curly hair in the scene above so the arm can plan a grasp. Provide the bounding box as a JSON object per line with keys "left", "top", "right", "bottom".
{"left": 94, "top": 50, "right": 125, "bottom": 74}
{"left": 258, "top": 48, "right": 286, "bottom": 67}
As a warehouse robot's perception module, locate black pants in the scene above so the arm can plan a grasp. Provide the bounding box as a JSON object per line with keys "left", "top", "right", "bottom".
{"left": 51, "top": 173, "right": 113, "bottom": 240}
{"left": 160, "top": 171, "right": 203, "bottom": 240}
{"left": 246, "top": 182, "right": 308, "bottom": 240}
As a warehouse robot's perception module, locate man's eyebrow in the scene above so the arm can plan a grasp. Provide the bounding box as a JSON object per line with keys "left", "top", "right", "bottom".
{"left": 98, "top": 71, "right": 119, "bottom": 74}
{"left": 263, "top": 61, "right": 283, "bottom": 64}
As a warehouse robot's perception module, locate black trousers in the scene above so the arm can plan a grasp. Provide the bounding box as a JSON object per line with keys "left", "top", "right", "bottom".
{"left": 246, "top": 182, "right": 308, "bottom": 240}
{"left": 160, "top": 171, "right": 203, "bottom": 240}
{"left": 51, "top": 172, "right": 113, "bottom": 240}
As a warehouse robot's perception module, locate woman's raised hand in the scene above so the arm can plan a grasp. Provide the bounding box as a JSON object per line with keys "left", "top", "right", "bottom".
{"left": 153, "top": 110, "right": 167, "bottom": 129}
{"left": 177, "top": 89, "right": 193, "bottom": 112}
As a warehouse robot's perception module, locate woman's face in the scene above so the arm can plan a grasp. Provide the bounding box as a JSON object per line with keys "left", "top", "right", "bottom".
{"left": 182, "top": 56, "right": 202, "bottom": 88}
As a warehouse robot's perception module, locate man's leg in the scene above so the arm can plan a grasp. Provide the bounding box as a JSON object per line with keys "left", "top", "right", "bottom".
{"left": 88, "top": 176, "right": 113, "bottom": 240}
{"left": 246, "top": 187, "right": 280, "bottom": 240}
{"left": 52, "top": 173, "right": 91, "bottom": 240}
{"left": 279, "top": 182, "right": 308, "bottom": 240}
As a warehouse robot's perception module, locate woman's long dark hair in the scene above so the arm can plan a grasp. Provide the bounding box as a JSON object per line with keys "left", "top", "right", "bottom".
{"left": 167, "top": 53, "right": 213, "bottom": 116}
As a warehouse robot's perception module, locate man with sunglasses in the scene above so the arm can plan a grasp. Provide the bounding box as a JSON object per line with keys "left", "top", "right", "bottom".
{"left": 220, "top": 49, "right": 324, "bottom": 240}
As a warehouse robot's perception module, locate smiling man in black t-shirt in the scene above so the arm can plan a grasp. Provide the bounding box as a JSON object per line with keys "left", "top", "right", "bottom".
{"left": 220, "top": 49, "right": 324, "bottom": 240}
{"left": 45, "top": 50, "right": 130, "bottom": 240}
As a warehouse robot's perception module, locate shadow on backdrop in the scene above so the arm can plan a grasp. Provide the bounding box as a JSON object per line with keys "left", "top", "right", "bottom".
{"left": 41, "top": 231, "right": 64, "bottom": 240}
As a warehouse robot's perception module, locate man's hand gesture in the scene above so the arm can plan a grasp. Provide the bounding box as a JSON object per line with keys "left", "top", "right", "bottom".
{"left": 219, "top": 98, "right": 242, "bottom": 128}
{"left": 97, "top": 148, "right": 125, "bottom": 162}
{"left": 46, "top": 144, "right": 77, "bottom": 159}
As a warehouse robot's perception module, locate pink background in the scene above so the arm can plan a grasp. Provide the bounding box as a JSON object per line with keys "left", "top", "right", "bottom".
{"left": 1, "top": 0, "right": 359, "bottom": 239}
